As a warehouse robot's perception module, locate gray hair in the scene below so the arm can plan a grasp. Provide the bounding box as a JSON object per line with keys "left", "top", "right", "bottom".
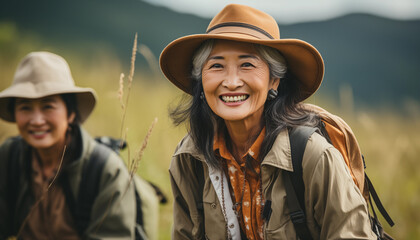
{"left": 254, "top": 44, "right": 287, "bottom": 80}
{"left": 192, "top": 40, "right": 215, "bottom": 81}
{"left": 191, "top": 39, "right": 287, "bottom": 82}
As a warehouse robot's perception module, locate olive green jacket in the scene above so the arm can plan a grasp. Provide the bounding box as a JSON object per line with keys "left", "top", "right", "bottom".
{"left": 0, "top": 127, "right": 136, "bottom": 239}
{"left": 169, "top": 129, "right": 377, "bottom": 240}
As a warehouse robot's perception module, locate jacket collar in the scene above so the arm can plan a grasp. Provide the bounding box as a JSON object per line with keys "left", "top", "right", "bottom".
{"left": 173, "top": 134, "right": 205, "bottom": 161}
{"left": 174, "top": 128, "right": 293, "bottom": 172}
{"left": 63, "top": 126, "right": 93, "bottom": 171}
{"left": 260, "top": 129, "right": 293, "bottom": 171}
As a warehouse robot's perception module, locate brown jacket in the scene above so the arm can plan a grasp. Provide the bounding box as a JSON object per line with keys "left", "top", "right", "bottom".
{"left": 169, "top": 129, "right": 377, "bottom": 240}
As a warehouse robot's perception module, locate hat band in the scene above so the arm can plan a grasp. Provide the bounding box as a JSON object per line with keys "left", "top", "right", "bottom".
{"left": 206, "top": 22, "right": 274, "bottom": 40}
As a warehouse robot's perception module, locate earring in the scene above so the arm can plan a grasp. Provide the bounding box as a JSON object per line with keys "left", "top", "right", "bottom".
{"left": 267, "top": 89, "right": 278, "bottom": 100}
{"left": 66, "top": 124, "right": 72, "bottom": 134}
{"left": 200, "top": 91, "right": 205, "bottom": 100}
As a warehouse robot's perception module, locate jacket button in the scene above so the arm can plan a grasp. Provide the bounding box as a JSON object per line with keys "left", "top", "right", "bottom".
{"left": 215, "top": 176, "right": 219, "bottom": 181}
{"left": 229, "top": 223, "right": 235, "bottom": 228}
{"left": 211, "top": 203, "right": 217, "bottom": 209}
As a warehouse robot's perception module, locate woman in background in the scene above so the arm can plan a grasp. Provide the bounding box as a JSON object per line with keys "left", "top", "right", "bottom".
{"left": 0, "top": 51, "right": 136, "bottom": 239}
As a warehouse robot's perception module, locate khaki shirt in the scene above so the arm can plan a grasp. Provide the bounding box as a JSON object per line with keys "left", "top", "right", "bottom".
{"left": 169, "top": 129, "right": 377, "bottom": 240}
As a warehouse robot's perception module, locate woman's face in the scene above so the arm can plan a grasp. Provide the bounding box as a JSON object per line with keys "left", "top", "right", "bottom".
{"left": 201, "top": 40, "right": 279, "bottom": 125}
{"left": 14, "top": 95, "right": 75, "bottom": 151}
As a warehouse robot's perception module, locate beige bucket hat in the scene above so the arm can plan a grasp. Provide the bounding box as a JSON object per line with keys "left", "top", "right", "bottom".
{"left": 160, "top": 4, "right": 324, "bottom": 101}
{"left": 0, "top": 51, "right": 96, "bottom": 123}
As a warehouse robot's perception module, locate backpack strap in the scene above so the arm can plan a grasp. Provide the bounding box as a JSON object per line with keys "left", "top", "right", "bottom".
{"left": 285, "top": 126, "right": 317, "bottom": 240}
{"left": 134, "top": 184, "right": 146, "bottom": 240}
{"left": 6, "top": 137, "right": 24, "bottom": 235}
{"left": 62, "top": 141, "right": 146, "bottom": 239}
{"left": 74, "top": 142, "right": 112, "bottom": 235}
{"left": 194, "top": 159, "right": 204, "bottom": 211}
{"left": 365, "top": 174, "right": 395, "bottom": 227}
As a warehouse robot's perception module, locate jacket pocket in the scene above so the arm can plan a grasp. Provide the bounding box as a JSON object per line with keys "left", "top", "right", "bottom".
{"left": 264, "top": 195, "right": 297, "bottom": 240}
{"left": 265, "top": 219, "right": 296, "bottom": 240}
{"left": 202, "top": 198, "right": 226, "bottom": 239}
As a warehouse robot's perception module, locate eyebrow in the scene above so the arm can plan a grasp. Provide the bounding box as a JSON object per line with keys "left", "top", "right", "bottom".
{"left": 207, "top": 54, "right": 259, "bottom": 60}
{"left": 239, "top": 54, "right": 258, "bottom": 59}
{"left": 40, "top": 97, "right": 57, "bottom": 103}
{"left": 15, "top": 99, "right": 31, "bottom": 104}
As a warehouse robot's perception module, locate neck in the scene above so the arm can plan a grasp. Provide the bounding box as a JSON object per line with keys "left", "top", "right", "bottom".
{"left": 224, "top": 118, "right": 264, "bottom": 160}
{"left": 35, "top": 145, "right": 66, "bottom": 167}
{"left": 34, "top": 135, "right": 71, "bottom": 178}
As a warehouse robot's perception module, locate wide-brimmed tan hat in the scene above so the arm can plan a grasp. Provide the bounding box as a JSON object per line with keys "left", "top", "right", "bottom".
{"left": 0, "top": 51, "right": 96, "bottom": 123}
{"left": 160, "top": 4, "right": 324, "bottom": 101}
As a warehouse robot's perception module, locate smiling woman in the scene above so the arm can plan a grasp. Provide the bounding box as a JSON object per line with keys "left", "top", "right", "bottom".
{"left": 160, "top": 4, "right": 378, "bottom": 240}
{"left": 0, "top": 52, "right": 137, "bottom": 239}
{"left": 201, "top": 40, "right": 277, "bottom": 125}
{"left": 14, "top": 96, "right": 74, "bottom": 154}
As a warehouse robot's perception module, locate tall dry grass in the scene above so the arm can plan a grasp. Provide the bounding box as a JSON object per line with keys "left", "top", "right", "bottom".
{"left": 119, "top": 32, "right": 138, "bottom": 139}
{"left": 95, "top": 33, "right": 161, "bottom": 235}
{"left": 117, "top": 33, "right": 160, "bottom": 193}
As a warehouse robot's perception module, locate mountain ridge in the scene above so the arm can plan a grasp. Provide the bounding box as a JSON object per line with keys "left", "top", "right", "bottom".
{"left": 1, "top": 0, "right": 419, "bottom": 106}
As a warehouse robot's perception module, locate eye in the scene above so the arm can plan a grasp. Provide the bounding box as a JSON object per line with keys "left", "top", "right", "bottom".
{"left": 43, "top": 103, "right": 55, "bottom": 110}
{"left": 209, "top": 63, "right": 223, "bottom": 69}
{"left": 16, "top": 105, "right": 30, "bottom": 111}
{"left": 241, "top": 62, "right": 255, "bottom": 68}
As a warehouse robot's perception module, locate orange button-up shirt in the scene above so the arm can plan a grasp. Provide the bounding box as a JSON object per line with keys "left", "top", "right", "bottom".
{"left": 214, "top": 128, "right": 266, "bottom": 240}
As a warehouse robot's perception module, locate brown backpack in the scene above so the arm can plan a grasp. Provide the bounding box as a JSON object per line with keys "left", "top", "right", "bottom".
{"left": 283, "top": 103, "right": 394, "bottom": 240}
{"left": 304, "top": 104, "right": 368, "bottom": 199}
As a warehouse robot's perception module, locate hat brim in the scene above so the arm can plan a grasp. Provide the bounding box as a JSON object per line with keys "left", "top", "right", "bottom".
{"left": 0, "top": 85, "right": 97, "bottom": 123}
{"left": 160, "top": 33, "right": 324, "bottom": 101}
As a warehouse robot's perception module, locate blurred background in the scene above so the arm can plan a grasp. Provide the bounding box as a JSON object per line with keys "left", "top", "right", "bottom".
{"left": 0, "top": 0, "right": 419, "bottom": 239}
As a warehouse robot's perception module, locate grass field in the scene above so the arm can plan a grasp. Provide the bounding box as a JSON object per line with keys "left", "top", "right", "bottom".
{"left": 1, "top": 28, "right": 419, "bottom": 239}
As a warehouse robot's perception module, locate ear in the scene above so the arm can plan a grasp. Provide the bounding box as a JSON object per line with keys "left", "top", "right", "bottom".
{"left": 270, "top": 77, "right": 280, "bottom": 90}
{"left": 68, "top": 112, "right": 76, "bottom": 124}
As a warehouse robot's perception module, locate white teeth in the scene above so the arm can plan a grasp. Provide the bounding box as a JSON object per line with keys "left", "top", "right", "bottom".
{"left": 222, "top": 95, "right": 247, "bottom": 103}
{"left": 32, "top": 131, "right": 47, "bottom": 136}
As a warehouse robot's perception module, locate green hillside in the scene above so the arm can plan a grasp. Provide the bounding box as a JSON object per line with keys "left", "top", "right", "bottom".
{"left": 1, "top": 0, "right": 419, "bottom": 108}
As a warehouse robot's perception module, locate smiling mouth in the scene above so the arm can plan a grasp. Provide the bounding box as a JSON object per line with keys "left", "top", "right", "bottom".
{"left": 220, "top": 95, "right": 249, "bottom": 103}
{"left": 30, "top": 130, "right": 49, "bottom": 136}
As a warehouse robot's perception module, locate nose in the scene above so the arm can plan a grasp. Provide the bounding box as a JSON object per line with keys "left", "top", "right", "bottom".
{"left": 29, "top": 109, "right": 46, "bottom": 125}
{"left": 222, "top": 68, "right": 243, "bottom": 90}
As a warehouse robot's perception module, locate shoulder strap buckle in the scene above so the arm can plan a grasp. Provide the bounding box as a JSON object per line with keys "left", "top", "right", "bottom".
{"left": 289, "top": 210, "right": 306, "bottom": 224}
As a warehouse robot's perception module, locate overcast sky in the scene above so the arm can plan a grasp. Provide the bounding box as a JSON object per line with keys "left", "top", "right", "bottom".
{"left": 143, "top": 0, "right": 420, "bottom": 24}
